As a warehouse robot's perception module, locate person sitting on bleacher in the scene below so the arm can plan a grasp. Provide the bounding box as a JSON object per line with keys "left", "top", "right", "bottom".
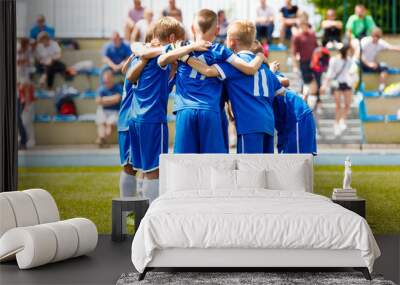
{"left": 101, "top": 32, "right": 132, "bottom": 78}
{"left": 30, "top": 15, "right": 55, "bottom": 41}
{"left": 124, "top": 0, "right": 145, "bottom": 42}
{"left": 321, "top": 9, "right": 343, "bottom": 49}
{"left": 35, "top": 31, "right": 66, "bottom": 94}
{"left": 95, "top": 69, "right": 122, "bottom": 147}
{"left": 345, "top": 4, "right": 375, "bottom": 41}
{"left": 360, "top": 27, "right": 400, "bottom": 93}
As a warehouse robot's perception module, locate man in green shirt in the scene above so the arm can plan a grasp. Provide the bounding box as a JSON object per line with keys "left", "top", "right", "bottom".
{"left": 346, "top": 4, "right": 376, "bottom": 39}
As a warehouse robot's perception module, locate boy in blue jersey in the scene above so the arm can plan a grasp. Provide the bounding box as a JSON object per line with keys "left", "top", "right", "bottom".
{"left": 118, "top": 53, "right": 149, "bottom": 198}
{"left": 186, "top": 21, "right": 285, "bottom": 153}
{"left": 273, "top": 84, "right": 317, "bottom": 155}
{"left": 128, "top": 17, "right": 210, "bottom": 202}
{"left": 173, "top": 9, "right": 265, "bottom": 154}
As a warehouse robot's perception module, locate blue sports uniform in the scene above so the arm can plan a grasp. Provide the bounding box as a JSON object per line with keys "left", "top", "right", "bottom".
{"left": 220, "top": 87, "right": 229, "bottom": 153}
{"left": 173, "top": 43, "right": 234, "bottom": 153}
{"left": 273, "top": 89, "right": 317, "bottom": 154}
{"left": 215, "top": 51, "right": 284, "bottom": 154}
{"left": 118, "top": 57, "right": 139, "bottom": 166}
{"left": 129, "top": 46, "right": 171, "bottom": 172}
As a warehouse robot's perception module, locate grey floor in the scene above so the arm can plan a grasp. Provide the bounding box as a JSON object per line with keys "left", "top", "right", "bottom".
{"left": 0, "top": 235, "right": 399, "bottom": 285}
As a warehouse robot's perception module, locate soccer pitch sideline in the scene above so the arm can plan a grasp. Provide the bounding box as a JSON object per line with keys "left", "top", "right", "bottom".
{"left": 18, "top": 165, "right": 400, "bottom": 235}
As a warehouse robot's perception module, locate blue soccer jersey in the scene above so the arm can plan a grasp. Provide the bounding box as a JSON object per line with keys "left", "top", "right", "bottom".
{"left": 215, "top": 51, "right": 284, "bottom": 136}
{"left": 118, "top": 56, "right": 140, "bottom": 131}
{"left": 273, "top": 89, "right": 316, "bottom": 154}
{"left": 173, "top": 43, "right": 234, "bottom": 113}
{"left": 130, "top": 45, "right": 172, "bottom": 123}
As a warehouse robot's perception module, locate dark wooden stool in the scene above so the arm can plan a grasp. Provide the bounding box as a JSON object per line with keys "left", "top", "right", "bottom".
{"left": 112, "top": 197, "right": 149, "bottom": 242}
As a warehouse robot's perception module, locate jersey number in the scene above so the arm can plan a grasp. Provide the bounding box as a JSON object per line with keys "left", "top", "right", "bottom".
{"left": 253, "top": 69, "right": 269, "bottom": 97}
{"left": 189, "top": 54, "right": 206, "bottom": 80}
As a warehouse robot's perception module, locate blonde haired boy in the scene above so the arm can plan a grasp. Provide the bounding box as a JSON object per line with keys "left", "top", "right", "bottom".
{"left": 170, "top": 9, "right": 265, "bottom": 154}
{"left": 126, "top": 17, "right": 209, "bottom": 203}
{"left": 187, "top": 20, "right": 285, "bottom": 153}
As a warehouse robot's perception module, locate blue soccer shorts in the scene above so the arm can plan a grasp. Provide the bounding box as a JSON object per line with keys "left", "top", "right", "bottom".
{"left": 285, "top": 113, "right": 317, "bottom": 154}
{"left": 237, "top": 132, "right": 274, "bottom": 154}
{"left": 118, "top": 130, "right": 130, "bottom": 166}
{"left": 220, "top": 110, "right": 229, "bottom": 153}
{"left": 174, "top": 109, "right": 226, "bottom": 154}
{"left": 129, "top": 121, "right": 168, "bottom": 172}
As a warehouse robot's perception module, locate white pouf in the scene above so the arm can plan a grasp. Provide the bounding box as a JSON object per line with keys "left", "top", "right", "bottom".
{"left": 0, "top": 189, "right": 98, "bottom": 269}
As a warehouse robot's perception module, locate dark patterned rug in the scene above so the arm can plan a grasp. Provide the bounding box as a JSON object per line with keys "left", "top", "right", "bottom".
{"left": 116, "top": 271, "right": 396, "bottom": 285}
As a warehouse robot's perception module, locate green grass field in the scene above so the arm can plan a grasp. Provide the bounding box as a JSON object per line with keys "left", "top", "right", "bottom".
{"left": 18, "top": 166, "right": 400, "bottom": 234}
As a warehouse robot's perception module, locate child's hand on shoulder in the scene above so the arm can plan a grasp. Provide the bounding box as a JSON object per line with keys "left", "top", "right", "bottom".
{"left": 191, "top": 40, "right": 212, "bottom": 52}
{"left": 270, "top": 61, "right": 280, "bottom": 73}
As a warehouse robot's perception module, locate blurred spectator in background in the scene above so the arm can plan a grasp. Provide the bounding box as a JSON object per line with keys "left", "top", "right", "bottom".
{"left": 346, "top": 4, "right": 375, "bottom": 40}
{"left": 96, "top": 70, "right": 122, "bottom": 147}
{"left": 162, "top": 0, "right": 182, "bottom": 18}
{"left": 35, "top": 31, "right": 66, "bottom": 93}
{"left": 17, "top": 91, "right": 28, "bottom": 150}
{"left": 30, "top": 15, "right": 55, "bottom": 41}
{"left": 291, "top": 11, "right": 312, "bottom": 37}
{"left": 292, "top": 20, "right": 318, "bottom": 102}
{"left": 321, "top": 8, "right": 343, "bottom": 48}
{"left": 132, "top": 9, "right": 154, "bottom": 42}
{"left": 102, "top": 32, "right": 132, "bottom": 77}
{"left": 169, "top": 7, "right": 183, "bottom": 23}
{"left": 256, "top": 0, "right": 275, "bottom": 44}
{"left": 310, "top": 46, "right": 331, "bottom": 107}
{"left": 360, "top": 27, "right": 400, "bottom": 92}
{"left": 124, "top": 0, "right": 145, "bottom": 41}
{"left": 322, "top": 45, "right": 358, "bottom": 137}
{"left": 216, "top": 10, "right": 229, "bottom": 44}
{"left": 279, "top": 0, "right": 300, "bottom": 47}
{"left": 17, "top": 38, "right": 35, "bottom": 149}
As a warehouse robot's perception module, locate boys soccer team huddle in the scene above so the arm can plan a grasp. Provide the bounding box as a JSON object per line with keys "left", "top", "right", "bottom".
{"left": 117, "top": 9, "right": 317, "bottom": 202}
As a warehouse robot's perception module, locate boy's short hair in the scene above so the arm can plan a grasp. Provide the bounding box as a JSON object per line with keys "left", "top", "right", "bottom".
{"left": 176, "top": 23, "right": 186, "bottom": 40}
{"left": 195, "top": 9, "right": 217, "bottom": 34}
{"left": 153, "top": 16, "right": 181, "bottom": 42}
{"left": 228, "top": 20, "right": 256, "bottom": 47}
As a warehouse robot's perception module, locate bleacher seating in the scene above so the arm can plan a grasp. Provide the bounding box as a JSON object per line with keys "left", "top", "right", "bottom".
{"left": 30, "top": 38, "right": 293, "bottom": 146}
{"left": 30, "top": 37, "right": 400, "bottom": 146}
{"left": 362, "top": 73, "right": 400, "bottom": 91}
{"left": 363, "top": 92, "right": 400, "bottom": 115}
{"left": 268, "top": 45, "right": 290, "bottom": 72}
{"left": 359, "top": 96, "right": 400, "bottom": 144}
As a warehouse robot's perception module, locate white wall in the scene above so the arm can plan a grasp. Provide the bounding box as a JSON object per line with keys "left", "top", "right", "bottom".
{"left": 16, "top": 0, "right": 319, "bottom": 38}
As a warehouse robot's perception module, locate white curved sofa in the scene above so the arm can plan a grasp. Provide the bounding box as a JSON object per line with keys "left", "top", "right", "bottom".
{"left": 0, "top": 189, "right": 98, "bottom": 269}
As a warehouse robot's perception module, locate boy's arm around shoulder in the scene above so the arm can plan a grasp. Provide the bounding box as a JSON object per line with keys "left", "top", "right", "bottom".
{"left": 229, "top": 52, "right": 264, "bottom": 75}
{"left": 186, "top": 57, "right": 220, "bottom": 77}
{"left": 158, "top": 40, "right": 212, "bottom": 67}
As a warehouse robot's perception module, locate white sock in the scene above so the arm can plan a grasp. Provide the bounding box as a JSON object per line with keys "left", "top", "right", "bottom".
{"left": 119, "top": 171, "right": 137, "bottom": 198}
{"left": 142, "top": 179, "right": 159, "bottom": 203}
{"left": 136, "top": 177, "right": 144, "bottom": 197}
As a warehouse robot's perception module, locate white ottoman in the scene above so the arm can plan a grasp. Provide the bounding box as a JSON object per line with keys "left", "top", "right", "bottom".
{"left": 0, "top": 189, "right": 98, "bottom": 269}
